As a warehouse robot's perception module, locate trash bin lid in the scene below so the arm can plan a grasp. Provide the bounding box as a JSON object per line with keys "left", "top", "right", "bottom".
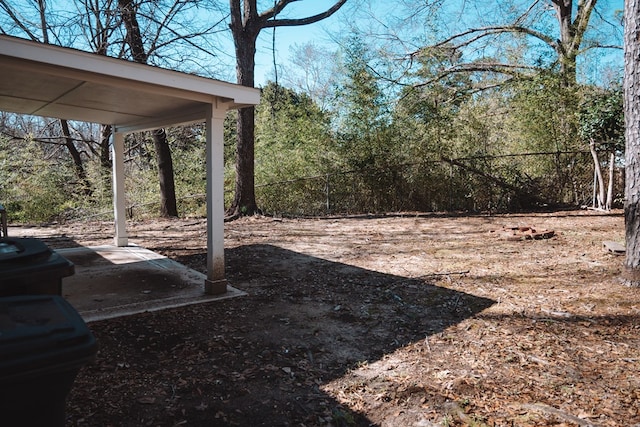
{"left": 0, "top": 295, "right": 97, "bottom": 381}
{"left": 0, "top": 238, "right": 52, "bottom": 263}
{"left": 0, "top": 238, "right": 74, "bottom": 289}
{"left": 0, "top": 241, "right": 20, "bottom": 256}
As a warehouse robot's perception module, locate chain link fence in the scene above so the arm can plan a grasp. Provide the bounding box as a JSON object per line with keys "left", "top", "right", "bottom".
{"left": 254, "top": 151, "right": 617, "bottom": 216}
{"left": 44, "top": 150, "right": 618, "bottom": 221}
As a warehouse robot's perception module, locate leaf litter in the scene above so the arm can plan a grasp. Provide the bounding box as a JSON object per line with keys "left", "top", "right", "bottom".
{"left": 28, "top": 209, "right": 638, "bottom": 426}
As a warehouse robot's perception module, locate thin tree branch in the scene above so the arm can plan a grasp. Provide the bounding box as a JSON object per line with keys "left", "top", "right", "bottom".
{"left": 259, "top": 0, "right": 300, "bottom": 22}
{"left": 413, "top": 61, "right": 540, "bottom": 88}
{"left": 263, "top": 0, "right": 347, "bottom": 28}
{"left": 428, "top": 25, "right": 557, "bottom": 53}
{"left": 0, "top": 0, "right": 41, "bottom": 41}
{"left": 515, "top": 0, "right": 542, "bottom": 25}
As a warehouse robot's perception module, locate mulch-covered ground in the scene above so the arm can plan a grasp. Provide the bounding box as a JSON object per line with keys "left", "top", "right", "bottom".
{"left": 26, "top": 209, "right": 639, "bottom": 426}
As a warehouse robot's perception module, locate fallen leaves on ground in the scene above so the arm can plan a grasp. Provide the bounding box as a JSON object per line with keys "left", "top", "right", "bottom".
{"left": 29, "top": 209, "right": 637, "bottom": 426}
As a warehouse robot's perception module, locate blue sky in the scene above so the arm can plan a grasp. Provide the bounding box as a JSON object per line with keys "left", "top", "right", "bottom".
{"left": 249, "top": 0, "right": 623, "bottom": 87}
{"left": 252, "top": 1, "right": 354, "bottom": 86}
{"left": 0, "top": 0, "right": 622, "bottom": 87}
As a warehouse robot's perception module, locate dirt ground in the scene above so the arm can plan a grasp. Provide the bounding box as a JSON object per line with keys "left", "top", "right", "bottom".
{"left": 29, "top": 209, "right": 640, "bottom": 426}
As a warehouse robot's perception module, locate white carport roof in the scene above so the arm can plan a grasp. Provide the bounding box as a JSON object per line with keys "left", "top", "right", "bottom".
{"left": 0, "top": 35, "right": 258, "bottom": 132}
{"left": 0, "top": 34, "right": 260, "bottom": 295}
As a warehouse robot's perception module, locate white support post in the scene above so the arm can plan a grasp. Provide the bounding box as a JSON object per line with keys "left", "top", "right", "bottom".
{"left": 204, "top": 104, "right": 228, "bottom": 294}
{"left": 111, "top": 129, "right": 128, "bottom": 246}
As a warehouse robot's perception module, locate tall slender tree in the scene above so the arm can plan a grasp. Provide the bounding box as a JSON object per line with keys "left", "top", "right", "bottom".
{"left": 227, "top": 0, "right": 347, "bottom": 218}
{"left": 623, "top": 0, "right": 640, "bottom": 286}
{"left": 118, "top": 0, "right": 178, "bottom": 217}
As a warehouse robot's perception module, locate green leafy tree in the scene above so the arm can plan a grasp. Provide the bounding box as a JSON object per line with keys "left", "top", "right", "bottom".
{"left": 334, "top": 36, "right": 389, "bottom": 168}
{"left": 399, "top": 0, "right": 621, "bottom": 208}
{"left": 502, "top": 72, "right": 584, "bottom": 204}
{"left": 253, "top": 82, "right": 333, "bottom": 214}
{"left": 395, "top": 44, "right": 474, "bottom": 158}
{"left": 0, "top": 136, "right": 76, "bottom": 222}
{"left": 332, "top": 36, "right": 401, "bottom": 211}
{"left": 391, "top": 47, "right": 474, "bottom": 210}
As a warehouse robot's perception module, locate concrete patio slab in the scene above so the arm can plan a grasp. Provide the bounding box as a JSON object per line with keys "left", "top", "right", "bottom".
{"left": 57, "top": 245, "right": 245, "bottom": 323}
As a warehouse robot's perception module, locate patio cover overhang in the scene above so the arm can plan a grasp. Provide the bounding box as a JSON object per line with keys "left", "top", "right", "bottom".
{"left": 0, "top": 35, "right": 260, "bottom": 295}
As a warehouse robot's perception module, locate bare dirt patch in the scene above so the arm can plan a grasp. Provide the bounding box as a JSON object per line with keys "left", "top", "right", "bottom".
{"left": 23, "top": 210, "right": 639, "bottom": 426}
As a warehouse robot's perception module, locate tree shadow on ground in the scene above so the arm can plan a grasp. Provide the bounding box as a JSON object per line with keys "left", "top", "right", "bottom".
{"left": 68, "top": 244, "right": 495, "bottom": 426}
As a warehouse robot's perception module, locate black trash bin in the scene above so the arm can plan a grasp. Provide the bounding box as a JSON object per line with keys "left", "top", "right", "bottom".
{"left": 0, "top": 237, "right": 74, "bottom": 296}
{"left": 0, "top": 294, "right": 97, "bottom": 426}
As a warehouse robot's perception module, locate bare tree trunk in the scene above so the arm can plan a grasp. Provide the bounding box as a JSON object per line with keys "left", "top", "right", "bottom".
{"left": 100, "top": 125, "right": 112, "bottom": 170}
{"left": 592, "top": 168, "right": 597, "bottom": 208}
{"left": 152, "top": 128, "right": 178, "bottom": 217}
{"left": 552, "top": 0, "right": 595, "bottom": 87}
{"left": 589, "top": 139, "right": 605, "bottom": 209}
{"left": 119, "top": 0, "right": 178, "bottom": 217}
{"left": 606, "top": 151, "right": 614, "bottom": 210}
{"left": 623, "top": 0, "right": 640, "bottom": 286}
{"left": 231, "top": 106, "right": 257, "bottom": 216}
{"left": 553, "top": 0, "right": 574, "bottom": 86}
{"left": 60, "top": 119, "right": 92, "bottom": 196}
{"left": 228, "top": 0, "right": 260, "bottom": 217}
{"left": 99, "top": 124, "right": 113, "bottom": 198}
{"left": 151, "top": 131, "right": 178, "bottom": 217}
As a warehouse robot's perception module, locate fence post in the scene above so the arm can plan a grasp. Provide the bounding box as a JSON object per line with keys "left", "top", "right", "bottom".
{"left": 325, "top": 174, "right": 330, "bottom": 214}
{"left": 449, "top": 162, "right": 453, "bottom": 211}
